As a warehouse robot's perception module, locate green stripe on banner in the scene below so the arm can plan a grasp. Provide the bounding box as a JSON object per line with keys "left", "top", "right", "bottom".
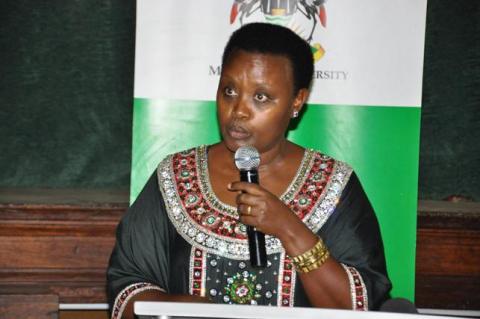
{"left": 131, "top": 97, "right": 420, "bottom": 301}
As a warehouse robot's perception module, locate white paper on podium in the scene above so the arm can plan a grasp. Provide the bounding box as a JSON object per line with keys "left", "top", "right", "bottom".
{"left": 134, "top": 302, "right": 463, "bottom": 319}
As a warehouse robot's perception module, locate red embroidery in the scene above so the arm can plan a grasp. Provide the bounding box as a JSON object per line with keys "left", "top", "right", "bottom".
{"left": 286, "top": 156, "right": 334, "bottom": 220}
{"left": 112, "top": 282, "right": 162, "bottom": 319}
{"left": 172, "top": 149, "right": 334, "bottom": 241}
{"left": 191, "top": 248, "right": 205, "bottom": 296}
{"left": 279, "top": 256, "right": 295, "bottom": 306}
{"left": 172, "top": 152, "right": 247, "bottom": 239}
{"left": 349, "top": 267, "right": 368, "bottom": 310}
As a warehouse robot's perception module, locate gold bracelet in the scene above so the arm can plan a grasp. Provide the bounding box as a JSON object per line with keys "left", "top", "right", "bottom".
{"left": 291, "top": 238, "right": 330, "bottom": 273}
{"left": 295, "top": 250, "right": 330, "bottom": 273}
{"left": 291, "top": 238, "right": 327, "bottom": 263}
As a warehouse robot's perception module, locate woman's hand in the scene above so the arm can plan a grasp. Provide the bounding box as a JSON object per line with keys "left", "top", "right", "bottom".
{"left": 228, "top": 181, "right": 318, "bottom": 256}
{"left": 228, "top": 181, "right": 305, "bottom": 241}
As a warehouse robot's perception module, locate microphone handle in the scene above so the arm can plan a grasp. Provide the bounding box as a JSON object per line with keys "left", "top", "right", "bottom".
{"left": 240, "top": 169, "right": 267, "bottom": 268}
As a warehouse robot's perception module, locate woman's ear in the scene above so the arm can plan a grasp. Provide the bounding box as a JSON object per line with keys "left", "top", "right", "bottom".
{"left": 291, "top": 88, "right": 309, "bottom": 118}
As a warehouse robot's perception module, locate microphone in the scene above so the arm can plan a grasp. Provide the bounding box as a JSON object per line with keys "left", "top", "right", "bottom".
{"left": 234, "top": 146, "right": 267, "bottom": 268}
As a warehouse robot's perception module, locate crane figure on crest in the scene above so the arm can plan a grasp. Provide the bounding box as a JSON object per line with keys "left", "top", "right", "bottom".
{"left": 230, "top": 0, "right": 327, "bottom": 43}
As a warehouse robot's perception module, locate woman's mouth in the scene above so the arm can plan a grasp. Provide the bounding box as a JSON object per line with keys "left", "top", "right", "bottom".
{"left": 226, "top": 124, "right": 250, "bottom": 140}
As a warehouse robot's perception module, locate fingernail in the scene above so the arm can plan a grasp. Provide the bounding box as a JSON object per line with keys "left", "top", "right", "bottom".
{"left": 227, "top": 183, "right": 232, "bottom": 189}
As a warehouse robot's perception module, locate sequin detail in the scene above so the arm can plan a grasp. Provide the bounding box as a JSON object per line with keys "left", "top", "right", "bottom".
{"left": 277, "top": 253, "right": 296, "bottom": 307}
{"left": 224, "top": 272, "right": 261, "bottom": 304}
{"left": 157, "top": 146, "right": 352, "bottom": 259}
{"left": 342, "top": 264, "right": 368, "bottom": 310}
{"left": 111, "top": 282, "right": 164, "bottom": 319}
{"left": 190, "top": 247, "right": 206, "bottom": 296}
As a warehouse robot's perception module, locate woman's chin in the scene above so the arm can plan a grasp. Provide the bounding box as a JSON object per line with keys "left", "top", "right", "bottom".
{"left": 221, "top": 138, "right": 253, "bottom": 153}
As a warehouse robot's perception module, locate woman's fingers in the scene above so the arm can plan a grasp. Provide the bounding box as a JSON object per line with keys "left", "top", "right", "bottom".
{"left": 238, "top": 204, "right": 263, "bottom": 228}
{"left": 228, "top": 180, "right": 289, "bottom": 237}
{"left": 238, "top": 203, "right": 261, "bottom": 217}
{"left": 228, "top": 181, "right": 264, "bottom": 195}
{"left": 235, "top": 192, "right": 259, "bottom": 206}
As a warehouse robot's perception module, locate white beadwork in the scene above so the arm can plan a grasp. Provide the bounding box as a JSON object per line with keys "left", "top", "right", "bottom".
{"left": 157, "top": 146, "right": 352, "bottom": 259}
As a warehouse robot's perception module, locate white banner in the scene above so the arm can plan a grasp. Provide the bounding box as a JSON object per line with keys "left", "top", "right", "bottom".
{"left": 135, "top": 0, "right": 427, "bottom": 106}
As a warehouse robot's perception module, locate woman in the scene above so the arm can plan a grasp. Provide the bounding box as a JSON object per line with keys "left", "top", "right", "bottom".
{"left": 107, "top": 23, "right": 391, "bottom": 319}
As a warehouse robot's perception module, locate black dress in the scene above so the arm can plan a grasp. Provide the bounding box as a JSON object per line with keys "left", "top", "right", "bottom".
{"left": 107, "top": 146, "right": 391, "bottom": 319}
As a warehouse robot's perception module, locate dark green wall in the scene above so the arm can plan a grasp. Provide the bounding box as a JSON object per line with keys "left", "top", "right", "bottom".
{"left": 0, "top": 1, "right": 478, "bottom": 200}
{"left": 419, "top": 0, "right": 480, "bottom": 201}
{"left": 0, "top": 1, "right": 135, "bottom": 188}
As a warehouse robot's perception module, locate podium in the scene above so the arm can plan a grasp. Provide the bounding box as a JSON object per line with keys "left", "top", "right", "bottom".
{"left": 134, "top": 302, "right": 461, "bottom": 319}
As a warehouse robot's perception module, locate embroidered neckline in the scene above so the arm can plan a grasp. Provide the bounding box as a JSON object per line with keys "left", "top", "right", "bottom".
{"left": 157, "top": 145, "right": 352, "bottom": 259}
{"left": 196, "top": 145, "right": 314, "bottom": 218}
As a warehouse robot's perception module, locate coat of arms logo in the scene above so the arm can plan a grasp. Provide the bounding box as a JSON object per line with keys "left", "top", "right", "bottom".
{"left": 230, "top": 0, "right": 328, "bottom": 61}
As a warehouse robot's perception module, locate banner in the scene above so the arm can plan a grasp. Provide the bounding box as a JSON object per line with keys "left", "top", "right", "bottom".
{"left": 132, "top": 0, "right": 427, "bottom": 301}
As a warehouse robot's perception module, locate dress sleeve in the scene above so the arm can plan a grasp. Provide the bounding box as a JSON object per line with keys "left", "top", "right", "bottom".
{"left": 107, "top": 172, "right": 174, "bottom": 318}
{"left": 318, "top": 172, "right": 392, "bottom": 310}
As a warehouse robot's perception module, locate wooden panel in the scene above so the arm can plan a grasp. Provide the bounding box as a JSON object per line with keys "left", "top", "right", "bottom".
{"left": 0, "top": 194, "right": 125, "bottom": 304}
{"left": 0, "top": 205, "right": 125, "bottom": 222}
{"left": 415, "top": 275, "right": 480, "bottom": 310}
{"left": 0, "top": 237, "right": 115, "bottom": 268}
{"left": 0, "top": 220, "right": 117, "bottom": 237}
{"left": 418, "top": 200, "right": 480, "bottom": 230}
{"left": 0, "top": 283, "right": 106, "bottom": 304}
{"left": 0, "top": 294, "right": 58, "bottom": 319}
{"left": 0, "top": 269, "right": 105, "bottom": 282}
{"left": 0, "top": 190, "right": 479, "bottom": 310}
{"left": 416, "top": 229, "right": 480, "bottom": 275}
{"left": 415, "top": 200, "right": 480, "bottom": 310}
{"left": 59, "top": 310, "right": 108, "bottom": 319}
{"left": 0, "top": 188, "right": 129, "bottom": 206}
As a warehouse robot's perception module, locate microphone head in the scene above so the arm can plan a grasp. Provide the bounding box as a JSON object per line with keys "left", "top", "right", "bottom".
{"left": 234, "top": 146, "right": 260, "bottom": 170}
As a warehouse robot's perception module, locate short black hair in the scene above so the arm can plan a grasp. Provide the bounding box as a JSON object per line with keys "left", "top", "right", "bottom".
{"left": 221, "top": 23, "right": 314, "bottom": 93}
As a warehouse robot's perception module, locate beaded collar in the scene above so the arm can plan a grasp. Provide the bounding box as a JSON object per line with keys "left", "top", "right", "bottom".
{"left": 157, "top": 145, "right": 352, "bottom": 260}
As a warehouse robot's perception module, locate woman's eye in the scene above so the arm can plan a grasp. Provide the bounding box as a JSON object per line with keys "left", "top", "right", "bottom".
{"left": 254, "top": 93, "right": 269, "bottom": 103}
{"left": 224, "top": 87, "right": 237, "bottom": 97}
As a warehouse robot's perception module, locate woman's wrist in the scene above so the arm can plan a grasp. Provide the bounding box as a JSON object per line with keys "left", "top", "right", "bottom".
{"left": 277, "top": 216, "right": 318, "bottom": 256}
{"left": 290, "top": 237, "right": 330, "bottom": 273}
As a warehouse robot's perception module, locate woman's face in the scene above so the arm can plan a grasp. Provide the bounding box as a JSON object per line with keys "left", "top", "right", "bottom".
{"left": 217, "top": 50, "right": 307, "bottom": 155}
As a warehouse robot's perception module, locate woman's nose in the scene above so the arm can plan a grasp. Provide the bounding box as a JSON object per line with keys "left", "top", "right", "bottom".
{"left": 232, "top": 96, "right": 250, "bottom": 119}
